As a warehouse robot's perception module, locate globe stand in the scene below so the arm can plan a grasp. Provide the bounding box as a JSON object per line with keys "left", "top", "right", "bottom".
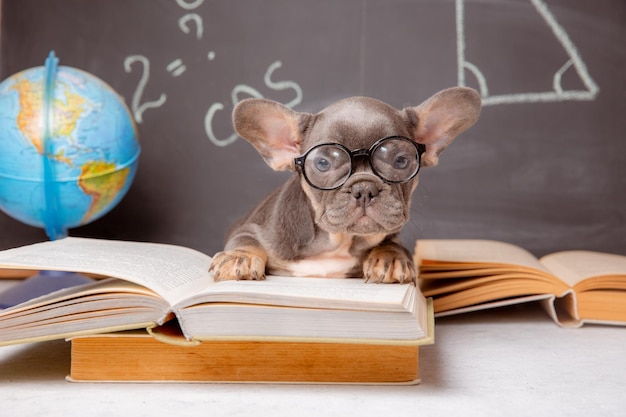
{"left": 42, "top": 50, "right": 67, "bottom": 241}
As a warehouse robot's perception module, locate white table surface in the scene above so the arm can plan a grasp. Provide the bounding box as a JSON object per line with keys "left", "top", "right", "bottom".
{"left": 1, "top": 279, "right": 625, "bottom": 417}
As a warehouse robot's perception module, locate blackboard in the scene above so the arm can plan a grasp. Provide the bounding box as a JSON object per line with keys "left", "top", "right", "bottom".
{"left": 1, "top": 0, "right": 625, "bottom": 258}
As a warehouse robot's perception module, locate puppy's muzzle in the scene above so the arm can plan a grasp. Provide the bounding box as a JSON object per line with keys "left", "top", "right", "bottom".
{"left": 344, "top": 173, "right": 384, "bottom": 207}
{"left": 350, "top": 180, "right": 381, "bottom": 207}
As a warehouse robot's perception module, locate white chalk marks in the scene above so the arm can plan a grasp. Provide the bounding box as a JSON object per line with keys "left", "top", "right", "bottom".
{"left": 166, "top": 59, "right": 186, "bottom": 77}
{"left": 204, "top": 61, "right": 303, "bottom": 147}
{"left": 456, "top": 0, "right": 599, "bottom": 106}
{"left": 124, "top": 55, "right": 167, "bottom": 124}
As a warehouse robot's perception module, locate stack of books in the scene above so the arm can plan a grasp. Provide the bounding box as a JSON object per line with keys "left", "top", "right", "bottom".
{"left": 0, "top": 237, "right": 433, "bottom": 384}
{"left": 3, "top": 237, "right": 624, "bottom": 383}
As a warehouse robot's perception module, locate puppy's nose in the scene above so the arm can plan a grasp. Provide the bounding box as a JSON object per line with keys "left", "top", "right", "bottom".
{"left": 350, "top": 181, "right": 380, "bottom": 206}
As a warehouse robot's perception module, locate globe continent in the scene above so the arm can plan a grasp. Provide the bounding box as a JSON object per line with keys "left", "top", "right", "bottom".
{"left": 0, "top": 66, "right": 139, "bottom": 231}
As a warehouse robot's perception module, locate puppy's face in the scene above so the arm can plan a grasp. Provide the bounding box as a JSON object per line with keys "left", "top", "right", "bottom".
{"left": 297, "top": 97, "right": 420, "bottom": 236}
{"left": 232, "top": 87, "right": 481, "bottom": 236}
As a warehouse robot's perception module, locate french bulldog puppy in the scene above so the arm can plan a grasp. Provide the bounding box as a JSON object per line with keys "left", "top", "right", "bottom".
{"left": 209, "top": 87, "right": 481, "bottom": 284}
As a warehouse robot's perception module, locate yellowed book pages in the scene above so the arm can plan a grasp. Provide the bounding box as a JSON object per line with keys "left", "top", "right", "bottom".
{"left": 539, "top": 250, "right": 626, "bottom": 289}
{"left": 67, "top": 330, "right": 423, "bottom": 384}
{"left": 417, "top": 239, "right": 549, "bottom": 271}
{"left": 66, "top": 302, "right": 434, "bottom": 384}
{"left": 0, "top": 269, "right": 36, "bottom": 279}
{"left": 416, "top": 239, "right": 626, "bottom": 327}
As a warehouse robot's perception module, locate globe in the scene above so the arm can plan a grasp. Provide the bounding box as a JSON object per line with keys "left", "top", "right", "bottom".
{"left": 0, "top": 52, "right": 140, "bottom": 240}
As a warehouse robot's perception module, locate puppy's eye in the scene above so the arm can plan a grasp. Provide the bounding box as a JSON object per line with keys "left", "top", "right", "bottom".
{"left": 314, "top": 157, "right": 331, "bottom": 172}
{"left": 393, "top": 155, "right": 410, "bottom": 170}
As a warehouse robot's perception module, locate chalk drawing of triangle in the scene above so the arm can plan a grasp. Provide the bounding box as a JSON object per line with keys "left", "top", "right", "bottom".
{"left": 456, "top": 0, "right": 599, "bottom": 106}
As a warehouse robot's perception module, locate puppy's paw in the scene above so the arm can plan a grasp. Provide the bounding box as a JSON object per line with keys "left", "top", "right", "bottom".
{"left": 363, "top": 245, "right": 417, "bottom": 284}
{"left": 209, "top": 248, "right": 267, "bottom": 281}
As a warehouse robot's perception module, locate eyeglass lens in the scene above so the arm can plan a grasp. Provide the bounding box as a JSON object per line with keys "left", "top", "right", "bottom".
{"left": 371, "top": 138, "right": 419, "bottom": 182}
{"left": 304, "top": 145, "right": 352, "bottom": 189}
{"left": 302, "top": 138, "right": 419, "bottom": 190}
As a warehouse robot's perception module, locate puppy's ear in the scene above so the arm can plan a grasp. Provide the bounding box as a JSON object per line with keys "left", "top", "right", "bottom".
{"left": 233, "top": 98, "right": 310, "bottom": 171}
{"left": 405, "top": 87, "right": 481, "bottom": 167}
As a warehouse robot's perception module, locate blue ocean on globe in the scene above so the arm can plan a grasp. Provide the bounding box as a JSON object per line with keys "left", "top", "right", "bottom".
{"left": 0, "top": 53, "right": 140, "bottom": 239}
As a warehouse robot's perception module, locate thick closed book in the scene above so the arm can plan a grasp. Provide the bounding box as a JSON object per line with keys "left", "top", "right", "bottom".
{"left": 67, "top": 319, "right": 432, "bottom": 384}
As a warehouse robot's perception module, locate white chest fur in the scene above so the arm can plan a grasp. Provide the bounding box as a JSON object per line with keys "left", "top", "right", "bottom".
{"left": 281, "top": 233, "right": 385, "bottom": 278}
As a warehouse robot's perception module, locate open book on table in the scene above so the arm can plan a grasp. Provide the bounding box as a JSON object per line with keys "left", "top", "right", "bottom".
{"left": 415, "top": 239, "right": 626, "bottom": 327}
{"left": 0, "top": 237, "right": 432, "bottom": 348}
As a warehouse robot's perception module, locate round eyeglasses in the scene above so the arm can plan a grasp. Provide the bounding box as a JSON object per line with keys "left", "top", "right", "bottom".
{"left": 294, "top": 136, "right": 426, "bottom": 191}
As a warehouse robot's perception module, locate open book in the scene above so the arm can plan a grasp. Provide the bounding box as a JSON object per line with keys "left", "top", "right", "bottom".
{"left": 415, "top": 239, "right": 626, "bottom": 327}
{"left": 0, "top": 237, "right": 432, "bottom": 347}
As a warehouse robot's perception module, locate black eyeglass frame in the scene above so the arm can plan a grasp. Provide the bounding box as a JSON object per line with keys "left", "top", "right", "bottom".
{"left": 294, "top": 135, "right": 426, "bottom": 191}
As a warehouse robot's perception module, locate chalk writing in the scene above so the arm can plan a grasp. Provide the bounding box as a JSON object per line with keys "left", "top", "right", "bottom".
{"left": 264, "top": 61, "right": 303, "bottom": 108}
{"left": 166, "top": 59, "right": 186, "bottom": 77}
{"left": 176, "top": 0, "right": 204, "bottom": 40}
{"left": 124, "top": 55, "right": 167, "bottom": 124}
{"left": 122, "top": 0, "right": 302, "bottom": 138}
{"left": 456, "top": 0, "right": 599, "bottom": 106}
{"left": 175, "top": 0, "right": 204, "bottom": 10}
{"left": 179, "top": 13, "right": 203, "bottom": 40}
{"left": 204, "top": 61, "right": 303, "bottom": 147}
{"left": 123, "top": 0, "right": 205, "bottom": 124}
